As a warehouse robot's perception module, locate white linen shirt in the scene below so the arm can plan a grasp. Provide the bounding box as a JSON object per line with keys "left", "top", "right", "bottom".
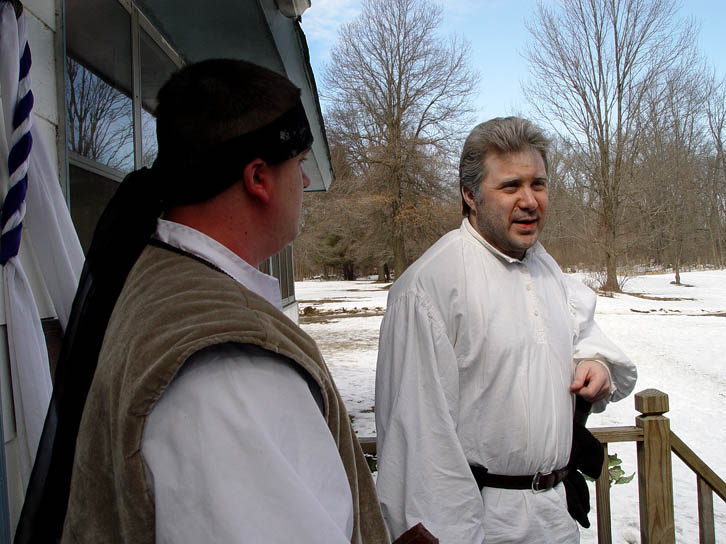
{"left": 375, "top": 219, "right": 636, "bottom": 544}
{"left": 141, "top": 219, "right": 354, "bottom": 543}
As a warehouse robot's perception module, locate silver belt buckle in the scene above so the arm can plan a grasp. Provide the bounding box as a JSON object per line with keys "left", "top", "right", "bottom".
{"left": 531, "top": 471, "right": 550, "bottom": 494}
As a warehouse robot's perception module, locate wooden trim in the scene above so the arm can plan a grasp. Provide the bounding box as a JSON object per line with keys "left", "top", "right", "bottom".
{"left": 595, "top": 442, "right": 613, "bottom": 544}
{"left": 635, "top": 388, "right": 669, "bottom": 415}
{"left": 357, "top": 426, "right": 646, "bottom": 454}
{"left": 359, "top": 436, "right": 376, "bottom": 456}
{"left": 591, "top": 426, "right": 643, "bottom": 443}
{"left": 637, "top": 414, "right": 675, "bottom": 543}
{"left": 697, "top": 476, "right": 715, "bottom": 544}
{"left": 670, "top": 431, "right": 726, "bottom": 503}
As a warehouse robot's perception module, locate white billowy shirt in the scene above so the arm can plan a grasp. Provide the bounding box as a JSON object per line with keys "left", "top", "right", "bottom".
{"left": 141, "top": 219, "right": 354, "bottom": 543}
{"left": 375, "top": 219, "right": 637, "bottom": 544}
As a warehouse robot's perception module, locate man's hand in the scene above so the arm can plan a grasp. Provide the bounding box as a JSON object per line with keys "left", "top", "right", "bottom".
{"left": 570, "top": 360, "right": 611, "bottom": 402}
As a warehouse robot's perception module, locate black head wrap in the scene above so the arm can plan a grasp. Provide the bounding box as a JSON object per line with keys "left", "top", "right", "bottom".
{"left": 153, "top": 99, "right": 313, "bottom": 206}
{"left": 15, "top": 78, "right": 312, "bottom": 543}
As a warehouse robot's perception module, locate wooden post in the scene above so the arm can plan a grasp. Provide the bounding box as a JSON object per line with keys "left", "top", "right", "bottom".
{"left": 635, "top": 389, "right": 675, "bottom": 544}
{"left": 595, "top": 442, "right": 612, "bottom": 544}
{"left": 697, "top": 476, "right": 715, "bottom": 544}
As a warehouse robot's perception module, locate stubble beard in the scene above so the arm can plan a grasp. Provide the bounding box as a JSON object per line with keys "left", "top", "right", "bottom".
{"left": 474, "top": 209, "right": 542, "bottom": 259}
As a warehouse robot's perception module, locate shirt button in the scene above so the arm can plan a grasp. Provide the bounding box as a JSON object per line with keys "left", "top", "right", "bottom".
{"left": 526, "top": 284, "right": 532, "bottom": 291}
{"left": 534, "top": 310, "right": 539, "bottom": 316}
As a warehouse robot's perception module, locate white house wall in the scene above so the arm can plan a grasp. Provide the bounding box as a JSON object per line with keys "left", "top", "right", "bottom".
{"left": 25, "top": 0, "right": 61, "bottom": 180}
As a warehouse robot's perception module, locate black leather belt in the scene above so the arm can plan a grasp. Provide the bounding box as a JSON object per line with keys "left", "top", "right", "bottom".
{"left": 470, "top": 464, "right": 570, "bottom": 493}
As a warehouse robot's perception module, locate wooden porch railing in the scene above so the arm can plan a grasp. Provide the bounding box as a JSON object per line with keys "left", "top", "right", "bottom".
{"left": 592, "top": 389, "right": 726, "bottom": 544}
{"left": 359, "top": 388, "right": 726, "bottom": 544}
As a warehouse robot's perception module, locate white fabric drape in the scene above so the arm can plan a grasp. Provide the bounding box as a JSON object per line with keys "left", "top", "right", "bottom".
{"left": 0, "top": 3, "right": 83, "bottom": 483}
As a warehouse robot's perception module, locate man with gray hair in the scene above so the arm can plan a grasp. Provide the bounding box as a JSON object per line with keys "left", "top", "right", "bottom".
{"left": 375, "top": 117, "right": 637, "bottom": 543}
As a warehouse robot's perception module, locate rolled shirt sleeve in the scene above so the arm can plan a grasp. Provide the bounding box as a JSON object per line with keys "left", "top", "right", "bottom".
{"left": 565, "top": 276, "right": 637, "bottom": 412}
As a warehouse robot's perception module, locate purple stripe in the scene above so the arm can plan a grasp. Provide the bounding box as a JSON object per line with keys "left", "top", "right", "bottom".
{"left": 8, "top": 131, "right": 32, "bottom": 174}
{"left": 0, "top": 177, "right": 27, "bottom": 230}
{"left": 0, "top": 224, "right": 23, "bottom": 265}
{"left": 19, "top": 43, "right": 31, "bottom": 80}
{"left": 13, "top": 90, "right": 33, "bottom": 130}
{"left": 1, "top": 41, "right": 33, "bottom": 263}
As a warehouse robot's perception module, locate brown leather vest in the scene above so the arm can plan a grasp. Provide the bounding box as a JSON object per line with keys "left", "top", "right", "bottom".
{"left": 62, "top": 244, "right": 389, "bottom": 543}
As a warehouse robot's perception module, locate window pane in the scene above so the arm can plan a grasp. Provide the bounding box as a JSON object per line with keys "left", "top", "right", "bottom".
{"left": 280, "top": 245, "right": 295, "bottom": 301}
{"left": 69, "top": 162, "right": 121, "bottom": 253}
{"left": 65, "top": 0, "right": 132, "bottom": 95}
{"left": 140, "top": 30, "right": 178, "bottom": 167}
{"left": 65, "top": 0, "right": 133, "bottom": 173}
{"left": 66, "top": 58, "right": 134, "bottom": 173}
{"left": 258, "top": 247, "right": 297, "bottom": 303}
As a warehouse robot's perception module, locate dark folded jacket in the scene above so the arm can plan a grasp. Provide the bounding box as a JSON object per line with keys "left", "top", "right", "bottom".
{"left": 564, "top": 397, "right": 605, "bottom": 528}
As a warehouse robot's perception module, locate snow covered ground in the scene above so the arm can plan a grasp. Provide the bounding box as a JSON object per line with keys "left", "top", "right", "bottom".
{"left": 296, "top": 270, "right": 726, "bottom": 543}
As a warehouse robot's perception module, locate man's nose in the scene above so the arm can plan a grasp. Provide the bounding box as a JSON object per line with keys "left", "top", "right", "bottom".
{"left": 303, "top": 170, "right": 311, "bottom": 189}
{"left": 519, "top": 187, "right": 538, "bottom": 210}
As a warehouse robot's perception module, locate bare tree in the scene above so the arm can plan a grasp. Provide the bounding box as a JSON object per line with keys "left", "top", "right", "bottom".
{"left": 539, "top": 138, "right": 601, "bottom": 268}
{"left": 295, "top": 137, "right": 460, "bottom": 280}
{"left": 706, "top": 75, "right": 726, "bottom": 267}
{"left": 66, "top": 57, "right": 134, "bottom": 171}
{"left": 524, "top": 0, "right": 697, "bottom": 290}
{"left": 639, "top": 61, "right": 708, "bottom": 283}
{"left": 324, "top": 0, "right": 478, "bottom": 276}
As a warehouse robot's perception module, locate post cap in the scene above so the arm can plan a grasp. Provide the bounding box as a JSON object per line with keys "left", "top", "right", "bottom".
{"left": 635, "top": 389, "right": 669, "bottom": 415}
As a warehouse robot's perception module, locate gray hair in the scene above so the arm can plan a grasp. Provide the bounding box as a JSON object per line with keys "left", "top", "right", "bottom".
{"left": 459, "top": 117, "right": 550, "bottom": 216}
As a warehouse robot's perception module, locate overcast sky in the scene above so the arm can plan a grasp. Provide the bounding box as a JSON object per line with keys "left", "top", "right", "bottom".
{"left": 300, "top": 0, "right": 726, "bottom": 124}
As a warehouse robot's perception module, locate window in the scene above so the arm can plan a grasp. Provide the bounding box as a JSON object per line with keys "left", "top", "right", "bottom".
{"left": 139, "top": 28, "right": 177, "bottom": 167}
{"left": 64, "top": 0, "right": 180, "bottom": 250}
{"left": 66, "top": 58, "right": 134, "bottom": 174}
{"left": 259, "top": 244, "right": 296, "bottom": 306}
{"left": 65, "top": 0, "right": 134, "bottom": 177}
{"left": 62, "top": 0, "right": 297, "bottom": 304}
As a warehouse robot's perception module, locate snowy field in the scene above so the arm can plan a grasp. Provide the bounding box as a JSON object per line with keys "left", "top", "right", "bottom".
{"left": 296, "top": 269, "right": 726, "bottom": 543}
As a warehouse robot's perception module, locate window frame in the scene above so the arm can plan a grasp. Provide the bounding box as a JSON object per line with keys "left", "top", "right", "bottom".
{"left": 57, "top": 0, "right": 297, "bottom": 307}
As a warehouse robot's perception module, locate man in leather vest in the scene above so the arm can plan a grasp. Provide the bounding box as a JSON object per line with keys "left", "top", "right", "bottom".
{"left": 16, "top": 59, "right": 389, "bottom": 544}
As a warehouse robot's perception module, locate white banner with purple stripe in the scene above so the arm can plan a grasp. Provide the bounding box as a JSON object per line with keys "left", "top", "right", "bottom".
{"left": 0, "top": 2, "right": 83, "bottom": 487}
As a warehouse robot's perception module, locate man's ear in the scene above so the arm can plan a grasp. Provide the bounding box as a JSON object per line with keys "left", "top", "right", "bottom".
{"left": 462, "top": 186, "right": 477, "bottom": 213}
{"left": 243, "top": 158, "right": 272, "bottom": 204}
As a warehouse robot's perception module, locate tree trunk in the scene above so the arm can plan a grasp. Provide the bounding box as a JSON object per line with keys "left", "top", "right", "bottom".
{"left": 391, "top": 193, "right": 407, "bottom": 278}
{"left": 603, "top": 253, "right": 619, "bottom": 292}
{"left": 343, "top": 262, "right": 355, "bottom": 281}
{"left": 393, "top": 231, "right": 407, "bottom": 280}
{"left": 602, "top": 212, "right": 621, "bottom": 292}
{"left": 377, "top": 262, "right": 392, "bottom": 282}
{"left": 377, "top": 263, "right": 386, "bottom": 283}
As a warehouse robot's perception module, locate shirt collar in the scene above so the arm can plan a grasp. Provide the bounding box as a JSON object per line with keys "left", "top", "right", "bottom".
{"left": 154, "top": 219, "right": 283, "bottom": 310}
{"left": 460, "top": 217, "right": 542, "bottom": 264}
